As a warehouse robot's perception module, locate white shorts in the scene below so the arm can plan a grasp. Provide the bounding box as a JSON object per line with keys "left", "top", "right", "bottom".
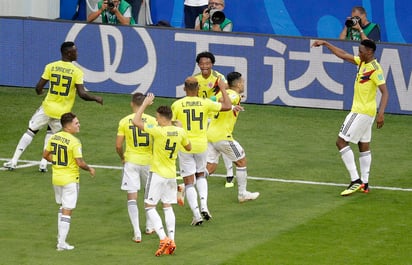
{"left": 29, "top": 106, "right": 62, "bottom": 133}
{"left": 338, "top": 112, "right": 374, "bottom": 144}
{"left": 144, "top": 172, "right": 177, "bottom": 205}
{"left": 54, "top": 182, "right": 79, "bottom": 210}
{"left": 178, "top": 151, "right": 207, "bottom": 177}
{"left": 207, "top": 140, "right": 245, "bottom": 164}
{"left": 120, "top": 162, "right": 150, "bottom": 191}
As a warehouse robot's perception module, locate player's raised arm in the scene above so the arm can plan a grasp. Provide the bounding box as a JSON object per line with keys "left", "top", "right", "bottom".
{"left": 312, "top": 40, "right": 356, "bottom": 64}
{"left": 132, "top": 93, "right": 154, "bottom": 130}
{"left": 218, "top": 79, "right": 232, "bottom": 111}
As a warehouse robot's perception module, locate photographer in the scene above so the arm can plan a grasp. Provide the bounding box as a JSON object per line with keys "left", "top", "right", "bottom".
{"left": 339, "top": 6, "right": 380, "bottom": 42}
{"left": 194, "top": 0, "right": 232, "bottom": 32}
{"left": 87, "top": 0, "right": 136, "bottom": 25}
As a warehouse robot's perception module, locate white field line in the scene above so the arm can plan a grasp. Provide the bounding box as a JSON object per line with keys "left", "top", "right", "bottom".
{"left": 1, "top": 158, "right": 411, "bottom": 192}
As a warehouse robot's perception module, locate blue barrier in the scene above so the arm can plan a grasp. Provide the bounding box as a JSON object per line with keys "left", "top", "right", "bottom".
{"left": 149, "top": 0, "right": 412, "bottom": 44}
{"left": 0, "top": 17, "right": 411, "bottom": 114}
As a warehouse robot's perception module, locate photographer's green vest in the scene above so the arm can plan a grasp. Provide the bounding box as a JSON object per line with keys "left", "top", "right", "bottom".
{"left": 199, "top": 14, "right": 232, "bottom": 31}
{"left": 346, "top": 23, "right": 377, "bottom": 41}
{"left": 98, "top": 0, "right": 136, "bottom": 25}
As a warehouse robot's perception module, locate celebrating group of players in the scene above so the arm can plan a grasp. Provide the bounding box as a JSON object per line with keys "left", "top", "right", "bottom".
{"left": 3, "top": 43, "right": 259, "bottom": 256}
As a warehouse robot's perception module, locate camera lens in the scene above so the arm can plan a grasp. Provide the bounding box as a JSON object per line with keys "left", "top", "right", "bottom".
{"left": 345, "top": 16, "right": 359, "bottom": 28}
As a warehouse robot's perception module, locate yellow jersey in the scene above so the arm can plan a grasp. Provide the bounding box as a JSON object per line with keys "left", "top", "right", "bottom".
{"left": 194, "top": 70, "right": 226, "bottom": 99}
{"left": 352, "top": 56, "right": 386, "bottom": 117}
{"left": 207, "top": 89, "right": 241, "bottom": 143}
{"left": 172, "top": 96, "right": 222, "bottom": 153}
{"left": 46, "top": 131, "right": 82, "bottom": 186}
{"left": 117, "top": 113, "right": 156, "bottom": 165}
{"left": 41, "top": 60, "right": 84, "bottom": 119}
{"left": 144, "top": 124, "right": 190, "bottom": 179}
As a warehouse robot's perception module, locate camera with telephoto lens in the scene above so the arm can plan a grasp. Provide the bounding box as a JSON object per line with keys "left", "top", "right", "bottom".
{"left": 107, "top": 0, "right": 115, "bottom": 9}
{"left": 206, "top": 8, "right": 226, "bottom": 24}
{"left": 345, "top": 16, "right": 361, "bottom": 27}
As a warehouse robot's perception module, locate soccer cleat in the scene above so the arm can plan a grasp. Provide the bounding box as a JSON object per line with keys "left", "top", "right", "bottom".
{"left": 177, "top": 184, "right": 185, "bottom": 206}
{"left": 201, "top": 210, "right": 212, "bottom": 221}
{"left": 191, "top": 216, "right": 203, "bottom": 226}
{"left": 225, "top": 176, "right": 234, "bottom": 188}
{"left": 145, "top": 228, "right": 155, "bottom": 235}
{"left": 3, "top": 161, "right": 16, "bottom": 170}
{"left": 163, "top": 240, "right": 176, "bottom": 255}
{"left": 155, "top": 237, "right": 172, "bottom": 256}
{"left": 132, "top": 236, "right": 141, "bottom": 243}
{"left": 360, "top": 183, "right": 369, "bottom": 193}
{"left": 340, "top": 179, "right": 363, "bottom": 196}
{"left": 56, "top": 242, "right": 75, "bottom": 251}
{"left": 39, "top": 164, "right": 48, "bottom": 172}
{"left": 238, "top": 191, "right": 260, "bottom": 203}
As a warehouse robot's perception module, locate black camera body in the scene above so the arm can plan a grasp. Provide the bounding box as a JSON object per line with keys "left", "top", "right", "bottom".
{"left": 345, "top": 16, "right": 361, "bottom": 27}
{"left": 107, "top": 0, "right": 115, "bottom": 9}
{"left": 206, "top": 8, "right": 226, "bottom": 25}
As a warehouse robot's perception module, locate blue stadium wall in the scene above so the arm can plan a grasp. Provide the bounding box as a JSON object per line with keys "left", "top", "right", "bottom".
{"left": 0, "top": 17, "right": 411, "bottom": 115}
{"left": 152, "top": 0, "right": 411, "bottom": 44}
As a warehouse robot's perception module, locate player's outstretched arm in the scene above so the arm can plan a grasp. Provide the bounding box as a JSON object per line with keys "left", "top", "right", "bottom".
{"left": 312, "top": 40, "right": 355, "bottom": 64}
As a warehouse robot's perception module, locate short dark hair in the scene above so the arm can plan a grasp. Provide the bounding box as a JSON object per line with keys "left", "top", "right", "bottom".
{"left": 196, "top": 51, "right": 215, "bottom": 64}
{"left": 157, "top": 106, "right": 173, "bottom": 120}
{"left": 132, "top": 92, "right": 145, "bottom": 106}
{"left": 227, "top": 71, "right": 242, "bottom": 87}
{"left": 361, "top": 39, "right": 376, "bottom": 52}
{"left": 352, "top": 6, "right": 366, "bottom": 15}
{"left": 61, "top": 41, "right": 75, "bottom": 54}
{"left": 184, "top": 77, "right": 199, "bottom": 91}
{"left": 60, "top": 112, "right": 77, "bottom": 127}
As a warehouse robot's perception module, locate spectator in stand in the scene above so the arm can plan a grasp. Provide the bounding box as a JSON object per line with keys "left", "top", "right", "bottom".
{"left": 195, "top": 0, "right": 232, "bottom": 32}
{"left": 184, "top": 0, "right": 208, "bottom": 29}
{"left": 87, "top": 0, "right": 136, "bottom": 25}
{"left": 339, "top": 6, "right": 380, "bottom": 42}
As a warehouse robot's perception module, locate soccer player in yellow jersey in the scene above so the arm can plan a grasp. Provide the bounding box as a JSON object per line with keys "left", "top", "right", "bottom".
{"left": 194, "top": 51, "right": 227, "bottom": 99}
{"left": 312, "top": 39, "right": 388, "bottom": 196}
{"left": 133, "top": 93, "right": 191, "bottom": 256}
{"left": 116, "top": 92, "right": 157, "bottom": 243}
{"left": 206, "top": 72, "right": 260, "bottom": 203}
{"left": 194, "top": 51, "right": 235, "bottom": 187}
{"left": 171, "top": 76, "right": 231, "bottom": 225}
{"left": 4, "top": 41, "right": 103, "bottom": 172}
{"left": 43, "top": 112, "right": 96, "bottom": 251}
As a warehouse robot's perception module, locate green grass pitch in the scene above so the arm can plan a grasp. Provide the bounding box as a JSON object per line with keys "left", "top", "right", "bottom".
{"left": 0, "top": 86, "right": 411, "bottom": 265}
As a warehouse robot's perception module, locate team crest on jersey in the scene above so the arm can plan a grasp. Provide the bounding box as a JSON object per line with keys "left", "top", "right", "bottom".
{"left": 147, "top": 124, "right": 154, "bottom": 128}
